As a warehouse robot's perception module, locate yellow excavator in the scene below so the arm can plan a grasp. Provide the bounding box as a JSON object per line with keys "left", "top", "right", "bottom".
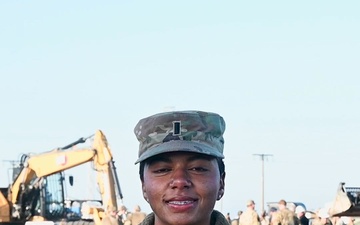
{"left": 0, "top": 130, "right": 123, "bottom": 225}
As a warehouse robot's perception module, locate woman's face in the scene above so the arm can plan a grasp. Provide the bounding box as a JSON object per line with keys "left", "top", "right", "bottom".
{"left": 142, "top": 152, "right": 225, "bottom": 225}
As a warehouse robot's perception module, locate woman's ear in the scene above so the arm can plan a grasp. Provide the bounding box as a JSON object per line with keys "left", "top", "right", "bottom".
{"left": 217, "top": 188, "right": 224, "bottom": 200}
{"left": 217, "top": 172, "right": 225, "bottom": 200}
{"left": 142, "top": 183, "right": 149, "bottom": 202}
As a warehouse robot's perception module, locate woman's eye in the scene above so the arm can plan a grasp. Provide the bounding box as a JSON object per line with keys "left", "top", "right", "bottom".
{"left": 153, "top": 168, "right": 171, "bottom": 173}
{"left": 190, "top": 167, "right": 208, "bottom": 172}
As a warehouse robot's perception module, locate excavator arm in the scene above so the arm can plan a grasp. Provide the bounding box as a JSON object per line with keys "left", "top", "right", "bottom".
{"left": 91, "top": 130, "right": 121, "bottom": 211}
{"left": 10, "top": 148, "right": 95, "bottom": 204}
{"left": 81, "top": 130, "right": 123, "bottom": 225}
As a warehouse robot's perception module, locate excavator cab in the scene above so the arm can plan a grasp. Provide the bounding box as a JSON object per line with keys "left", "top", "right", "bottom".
{"left": 12, "top": 171, "right": 67, "bottom": 222}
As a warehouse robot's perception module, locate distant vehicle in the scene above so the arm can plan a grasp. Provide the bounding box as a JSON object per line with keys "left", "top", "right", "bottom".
{"left": 267, "top": 201, "right": 307, "bottom": 213}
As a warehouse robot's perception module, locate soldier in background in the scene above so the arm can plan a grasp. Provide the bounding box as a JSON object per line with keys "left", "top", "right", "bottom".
{"left": 226, "top": 212, "right": 232, "bottom": 224}
{"left": 117, "top": 205, "right": 131, "bottom": 225}
{"left": 317, "top": 208, "right": 333, "bottom": 225}
{"left": 271, "top": 199, "right": 299, "bottom": 225}
{"left": 260, "top": 210, "right": 269, "bottom": 225}
{"left": 311, "top": 208, "right": 333, "bottom": 225}
{"left": 267, "top": 207, "right": 279, "bottom": 225}
{"left": 232, "top": 211, "right": 243, "bottom": 225}
{"left": 240, "top": 200, "right": 261, "bottom": 225}
{"left": 295, "top": 205, "right": 309, "bottom": 225}
{"left": 102, "top": 206, "right": 120, "bottom": 225}
{"left": 126, "top": 205, "right": 147, "bottom": 225}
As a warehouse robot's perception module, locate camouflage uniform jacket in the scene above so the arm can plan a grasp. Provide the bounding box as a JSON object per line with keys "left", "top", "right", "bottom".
{"left": 271, "top": 209, "right": 299, "bottom": 225}
{"left": 138, "top": 210, "right": 230, "bottom": 225}
{"left": 102, "top": 215, "right": 120, "bottom": 225}
{"left": 239, "top": 209, "right": 261, "bottom": 225}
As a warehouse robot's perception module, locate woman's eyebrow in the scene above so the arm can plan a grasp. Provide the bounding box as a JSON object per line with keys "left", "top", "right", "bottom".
{"left": 146, "top": 156, "right": 172, "bottom": 165}
{"left": 187, "top": 155, "right": 213, "bottom": 162}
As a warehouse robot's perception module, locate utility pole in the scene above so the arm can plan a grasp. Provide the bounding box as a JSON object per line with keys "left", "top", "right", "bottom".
{"left": 253, "top": 153, "right": 273, "bottom": 214}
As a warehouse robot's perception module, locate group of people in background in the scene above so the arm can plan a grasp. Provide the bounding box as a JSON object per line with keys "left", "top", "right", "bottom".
{"left": 102, "top": 204, "right": 147, "bottom": 225}
{"left": 102, "top": 198, "right": 357, "bottom": 225}
{"left": 227, "top": 199, "right": 356, "bottom": 225}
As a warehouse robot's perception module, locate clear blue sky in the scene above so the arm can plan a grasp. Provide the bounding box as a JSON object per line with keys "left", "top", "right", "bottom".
{"left": 1, "top": 0, "right": 360, "bottom": 218}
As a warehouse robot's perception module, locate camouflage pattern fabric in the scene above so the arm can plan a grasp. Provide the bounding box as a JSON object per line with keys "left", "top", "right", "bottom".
{"left": 271, "top": 209, "right": 299, "bottom": 225}
{"left": 127, "top": 211, "right": 147, "bottom": 225}
{"left": 102, "top": 215, "right": 119, "bottom": 225}
{"left": 138, "top": 210, "right": 230, "bottom": 225}
{"left": 239, "top": 209, "right": 261, "bottom": 225}
{"left": 232, "top": 218, "right": 240, "bottom": 225}
{"left": 134, "top": 110, "right": 226, "bottom": 164}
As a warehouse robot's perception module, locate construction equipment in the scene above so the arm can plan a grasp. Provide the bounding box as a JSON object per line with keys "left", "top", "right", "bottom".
{"left": 328, "top": 182, "right": 360, "bottom": 217}
{"left": 0, "top": 130, "right": 123, "bottom": 225}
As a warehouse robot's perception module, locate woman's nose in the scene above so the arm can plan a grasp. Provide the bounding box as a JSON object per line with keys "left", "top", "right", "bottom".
{"left": 169, "top": 169, "right": 192, "bottom": 189}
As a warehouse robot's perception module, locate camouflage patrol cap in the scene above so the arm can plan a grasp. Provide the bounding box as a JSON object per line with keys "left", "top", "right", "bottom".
{"left": 134, "top": 110, "right": 226, "bottom": 164}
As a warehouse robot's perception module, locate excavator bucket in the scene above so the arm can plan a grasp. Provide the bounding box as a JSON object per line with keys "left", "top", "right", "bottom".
{"left": 328, "top": 182, "right": 353, "bottom": 216}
